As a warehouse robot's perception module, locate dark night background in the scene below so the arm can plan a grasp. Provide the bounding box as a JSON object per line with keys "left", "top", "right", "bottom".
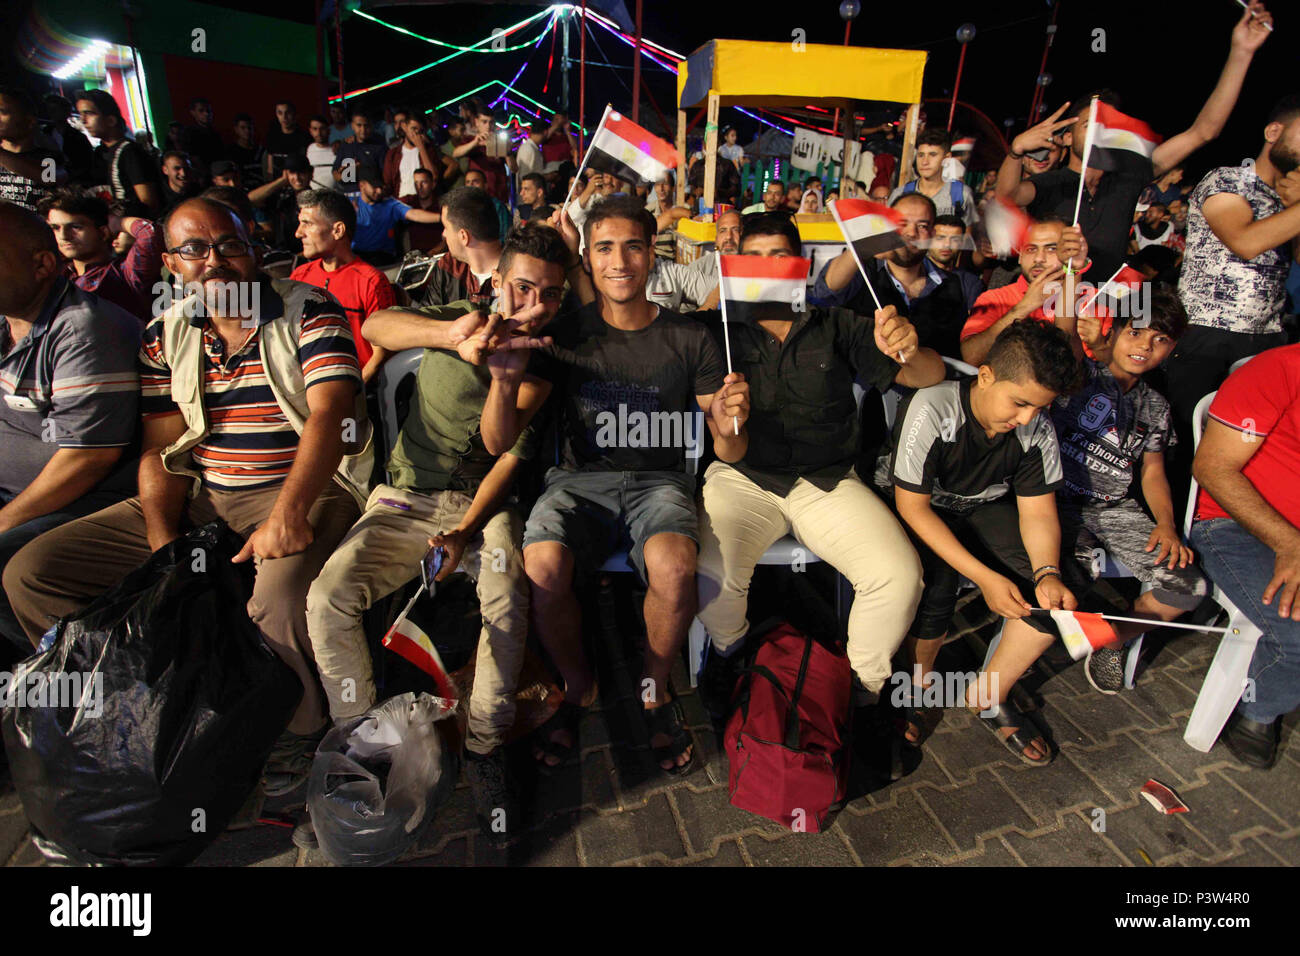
{"left": 1, "top": 0, "right": 1290, "bottom": 182}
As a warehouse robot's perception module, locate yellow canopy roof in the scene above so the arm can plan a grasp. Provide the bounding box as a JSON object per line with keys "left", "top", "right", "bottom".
{"left": 676, "top": 39, "right": 927, "bottom": 110}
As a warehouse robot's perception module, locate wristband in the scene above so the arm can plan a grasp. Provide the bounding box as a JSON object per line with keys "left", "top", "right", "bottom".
{"left": 1034, "top": 571, "right": 1061, "bottom": 584}
{"left": 1032, "top": 564, "right": 1060, "bottom": 583}
{"left": 1008, "top": 148, "right": 1026, "bottom": 160}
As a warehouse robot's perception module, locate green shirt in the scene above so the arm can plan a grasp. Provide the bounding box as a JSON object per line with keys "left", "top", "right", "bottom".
{"left": 386, "top": 300, "right": 535, "bottom": 492}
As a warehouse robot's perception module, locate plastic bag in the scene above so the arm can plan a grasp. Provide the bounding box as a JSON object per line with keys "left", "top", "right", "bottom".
{"left": 307, "top": 692, "right": 459, "bottom": 866}
{"left": 0, "top": 520, "right": 302, "bottom": 866}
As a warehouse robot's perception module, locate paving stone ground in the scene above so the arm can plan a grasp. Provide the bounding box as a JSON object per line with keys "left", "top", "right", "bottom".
{"left": 3, "top": 576, "right": 1298, "bottom": 868}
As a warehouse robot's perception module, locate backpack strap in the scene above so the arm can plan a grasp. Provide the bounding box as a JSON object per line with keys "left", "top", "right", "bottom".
{"left": 901, "top": 180, "right": 917, "bottom": 194}
{"left": 950, "top": 180, "right": 965, "bottom": 209}
{"left": 783, "top": 636, "right": 816, "bottom": 751}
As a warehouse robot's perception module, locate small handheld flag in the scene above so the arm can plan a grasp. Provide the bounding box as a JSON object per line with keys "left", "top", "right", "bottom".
{"left": 828, "top": 198, "right": 908, "bottom": 363}
{"left": 1033, "top": 607, "right": 1230, "bottom": 661}
{"left": 564, "top": 105, "right": 679, "bottom": 209}
{"left": 382, "top": 583, "right": 459, "bottom": 704}
{"left": 1080, "top": 264, "right": 1146, "bottom": 317}
{"left": 1047, "top": 609, "right": 1119, "bottom": 661}
{"left": 1074, "top": 99, "right": 1163, "bottom": 225}
{"left": 982, "top": 196, "right": 1032, "bottom": 259}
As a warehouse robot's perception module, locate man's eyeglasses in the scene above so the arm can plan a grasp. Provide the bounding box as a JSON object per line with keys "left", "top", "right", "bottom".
{"left": 168, "top": 239, "right": 254, "bottom": 261}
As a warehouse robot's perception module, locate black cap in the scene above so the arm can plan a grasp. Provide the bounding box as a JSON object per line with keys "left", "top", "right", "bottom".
{"left": 284, "top": 154, "right": 311, "bottom": 173}
{"left": 210, "top": 159, "right": 238, "bottom": 178}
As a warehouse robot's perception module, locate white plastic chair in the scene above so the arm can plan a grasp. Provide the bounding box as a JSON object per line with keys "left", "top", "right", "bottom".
{"left": 1181, "top": 390, "right": 1263, "bottom": 752}
{"left": 374, "top": 348, "right": 423, "bottom": 471}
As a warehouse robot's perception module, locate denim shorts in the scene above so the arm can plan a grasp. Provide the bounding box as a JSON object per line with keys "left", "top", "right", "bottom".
{"left": 523, "top": 468, "right": 699, "bottom": 583}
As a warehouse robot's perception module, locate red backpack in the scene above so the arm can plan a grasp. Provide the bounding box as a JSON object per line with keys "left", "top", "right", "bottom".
{"left": 724, "top": 622, "right": 853, "bottom": 833}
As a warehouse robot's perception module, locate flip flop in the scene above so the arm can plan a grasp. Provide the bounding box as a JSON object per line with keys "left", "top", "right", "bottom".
{"left": 531, "top": 700, "right": 585, "bottom": 775}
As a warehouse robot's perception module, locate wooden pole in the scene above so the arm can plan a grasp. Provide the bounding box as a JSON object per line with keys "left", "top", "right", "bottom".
{"left": 841, "top": 101, "right": 857, "bottom": 195}
{"left": 899, "top": 103, "right": 920, "bottom": 186}
{"left": 631, "top": 0, "right": 643, "bottom": 125}
{"left": 675, "top": 108, "right": 687, "bottom": 207}
{"left": 703, "top": 90, "right": 720, "bottom": 215}
{"left": 831, "top": 19, "right": 853, "bottom": 144}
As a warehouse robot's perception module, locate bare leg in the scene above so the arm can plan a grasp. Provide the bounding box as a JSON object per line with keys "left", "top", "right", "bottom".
{"left": 1106, "top": 591, "right": 1188, "bottom": 646}
{"left": 641, "top": 532, "right": 697, "bottom": 769}
{"left": 966, "top": 618, "right": 1053, "bottom": 761}
{"left": 524, "top": 541, "right": 595, "bottom": 765}
{"left": 903, "top": 634, "right": 945, "bottom": 743}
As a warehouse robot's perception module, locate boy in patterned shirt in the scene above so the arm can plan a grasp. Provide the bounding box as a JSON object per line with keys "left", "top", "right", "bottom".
{"left": 1054, "top": 288, "right": 1207, "bottom": 694}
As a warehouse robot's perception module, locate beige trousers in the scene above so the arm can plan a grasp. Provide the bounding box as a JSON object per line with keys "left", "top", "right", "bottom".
{"left": 695, "top": 462, "right": 923, "bottom": 692}
{"left": 305, "top": 483, "right": 529, "bottom": 753}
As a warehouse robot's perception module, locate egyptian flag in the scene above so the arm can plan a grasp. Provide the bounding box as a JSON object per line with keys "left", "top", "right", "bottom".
{"left": 983, "top": 196, "right": 1032, "bottom": 259}
{"left": 1084, "top": 101, "right": 1162, "bottom": 175}
{"left": 829, "top": 199, "right": 906, "bottom": 261}
{"left": 718, "top": 254, "right": 810, "bottom": 324}
{"left": 584, "top": 107, "right": 678, "bottom": 186}
{"left": 1082, "top": 264, "right": 1147, "bottom": 318}
{"left": 382, "top": 587, "right": 459, "bottom": 704}
{"left": 1046, "top": 609, "right": 1120, "bottom": 661}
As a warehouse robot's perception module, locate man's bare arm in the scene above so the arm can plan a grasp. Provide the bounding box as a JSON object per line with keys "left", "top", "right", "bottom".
{"left": 138, "top": 413, "right": 192, "bottom": 551}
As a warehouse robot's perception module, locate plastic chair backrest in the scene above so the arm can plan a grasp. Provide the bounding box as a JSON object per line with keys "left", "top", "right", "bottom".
{"left": 1184, "top": 390, "right": 1217, "bottom": 539}
{"left": 943, "top": 356, "right": 979, "bottom": 378}
{"left": 376, "top": 348, "right": 424, "bottom": 459}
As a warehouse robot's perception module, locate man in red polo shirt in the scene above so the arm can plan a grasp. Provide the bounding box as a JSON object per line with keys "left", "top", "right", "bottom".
{"left": 1191, "top": 344, "right": 1300, "bottom": 768}
{"left": 960, "top": 218, "right": 1091, "bottom": 366}
{"left": 291, "top": 188, "right": 395, "bottom": 383}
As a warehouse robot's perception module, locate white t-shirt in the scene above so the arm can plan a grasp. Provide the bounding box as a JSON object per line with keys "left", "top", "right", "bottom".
{"left": 307, "top": 143, "right": 335, "bottom": 190}
{"left": 516, "top": 137, "right": 542, "bottom": 178}
{"left": 398, "top": 144, "right": 421, "bottom": 198}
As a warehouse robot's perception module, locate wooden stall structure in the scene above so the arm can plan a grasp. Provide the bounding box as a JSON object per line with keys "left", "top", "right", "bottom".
{"left": 674, "top": 39, "right": 928, "bottom": 213}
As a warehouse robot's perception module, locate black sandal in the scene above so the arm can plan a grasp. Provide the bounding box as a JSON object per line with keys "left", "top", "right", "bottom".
{"left": 899, "top": 682, "right": 945, "bottom": 748}
{"left": 645, "top": 695, "right": 696, "bottom": 777}
{"left": 973, "top": 702, "right": 1052, "bottom": 766}
{"left": 531, "top": 700, "right": 585, "bottom": 775}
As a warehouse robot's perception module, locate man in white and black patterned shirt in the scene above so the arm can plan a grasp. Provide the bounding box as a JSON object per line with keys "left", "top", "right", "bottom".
{"left": 1165, "top": 92, "right": 1300, "bottom": 505}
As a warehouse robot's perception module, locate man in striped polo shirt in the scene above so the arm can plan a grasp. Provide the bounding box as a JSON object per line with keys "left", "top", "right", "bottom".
{"left": 6, "top": 197, "right": 371, "bottom": 796}
{"left": 0, "top": 202, "right": 140, "bottom": 661}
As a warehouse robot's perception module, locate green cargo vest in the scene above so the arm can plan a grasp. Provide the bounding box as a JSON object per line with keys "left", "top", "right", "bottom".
{"left": 157, "top": 277, "right": 373, "bottom": 509}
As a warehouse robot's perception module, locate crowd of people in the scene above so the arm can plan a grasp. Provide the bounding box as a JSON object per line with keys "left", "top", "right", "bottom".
{"left": 0, "top": 0, "right": 1297, "bottom": 852}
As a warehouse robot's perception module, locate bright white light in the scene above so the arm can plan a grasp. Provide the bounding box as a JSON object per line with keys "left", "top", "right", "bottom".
{"left": 52, "top": 40, "right": 110, "bottom": 81}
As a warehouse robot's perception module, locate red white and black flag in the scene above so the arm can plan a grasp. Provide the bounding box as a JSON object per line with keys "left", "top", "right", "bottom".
{"left": 382, "top": 587, "right": 458, "bottom": 704}
{"left": 717, "top": 254, "right": 810, "bottom": 324}
{"left": 582, "top": 105, "right": 679, "bottom": 186}
{"left": 1082, "top": 100, "right": 1162, "bottom": 175}
{"left": 1082, "top": 264, "right": 1148, "bottom": 317}
{"left": 828, "top": 199, "right": 906, "bottom": 261}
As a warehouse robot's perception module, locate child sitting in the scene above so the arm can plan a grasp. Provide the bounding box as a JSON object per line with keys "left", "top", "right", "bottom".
{"left": 882, "top": 320, "right": 1081, "bottom": 765}
{"left": 1052, "top": 287, "right": 1207, "bottom": 693}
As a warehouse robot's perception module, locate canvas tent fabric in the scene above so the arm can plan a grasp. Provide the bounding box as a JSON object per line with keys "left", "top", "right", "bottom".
{"left": 676, "top": 40, "right": 927, "bottom": 111}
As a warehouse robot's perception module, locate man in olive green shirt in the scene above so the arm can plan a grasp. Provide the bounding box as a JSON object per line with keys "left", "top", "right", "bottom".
{"left": 305, "top": 224, "right": 570, "bottom": 845}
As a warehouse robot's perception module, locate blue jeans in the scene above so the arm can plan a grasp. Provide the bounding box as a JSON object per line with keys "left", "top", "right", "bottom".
{"left": 0, "top": 490, "right": 127, "bottom": 652}
{"left": 1190, "top": 517, "right": 1300, "bottom": 723}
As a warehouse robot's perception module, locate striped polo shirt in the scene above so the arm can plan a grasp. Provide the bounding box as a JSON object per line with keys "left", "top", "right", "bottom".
{"left": 138, "top": 278, "right": 361, "bottom": 491}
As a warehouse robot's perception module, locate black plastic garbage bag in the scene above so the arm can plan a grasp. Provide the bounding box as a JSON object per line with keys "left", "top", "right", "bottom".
{"left": 0, "top": 520, "right": 302, "bottom": 866}
{"left": 307, "top": 692, "right": 459, "bottom": 866}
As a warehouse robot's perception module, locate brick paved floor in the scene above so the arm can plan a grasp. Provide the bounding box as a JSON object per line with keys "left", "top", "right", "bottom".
{"left": 4, "top": 575, "right": 1298, "bottom": 867}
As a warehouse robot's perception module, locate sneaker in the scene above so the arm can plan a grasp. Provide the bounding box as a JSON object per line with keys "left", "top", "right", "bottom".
{"left": 466, "top": 748, "right": 518, "bottom": 848}
{"left": 1085, "top": 645, "right": 1126, "bottom": 695}
{"left": 262, "top": 725, "right": 327, "bottom": 797}
{"left": 699, "top": 646, "right": 745, "bottom": 726}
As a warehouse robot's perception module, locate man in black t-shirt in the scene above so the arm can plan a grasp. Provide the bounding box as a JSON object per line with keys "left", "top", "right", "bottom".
{"left": 227, "top": 112, "right": 265, "bottom": 190}
{"left": 178, "top": 96, "right": 224, "bottom": 180}
{"left": 333, "top": 110, "right": 388, "bottom": 200}
{"left": 476, "top": 196, "right": 750, "bottom": 777}
{"left": 0, "top": 87, "right": 63, "bottom": 212}
{"left": 75, "top": 90, "right": 160, "bottom": 218}
{"left": 994, "top": 4, "right": 1273, "bottom": 280}
{"left": 263, "top": 100, "right": 313, "bottom": 181}
{"left": 692, "top": 214, "right": 945, "bottom": 714}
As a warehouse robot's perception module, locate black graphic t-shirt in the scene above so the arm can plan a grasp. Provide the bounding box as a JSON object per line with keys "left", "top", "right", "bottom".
{"left": 1050, "top": 357, "right": 1173, "bottom": 503}
{"left": 530, "top": 302, "right": 725, "bottom": 473}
